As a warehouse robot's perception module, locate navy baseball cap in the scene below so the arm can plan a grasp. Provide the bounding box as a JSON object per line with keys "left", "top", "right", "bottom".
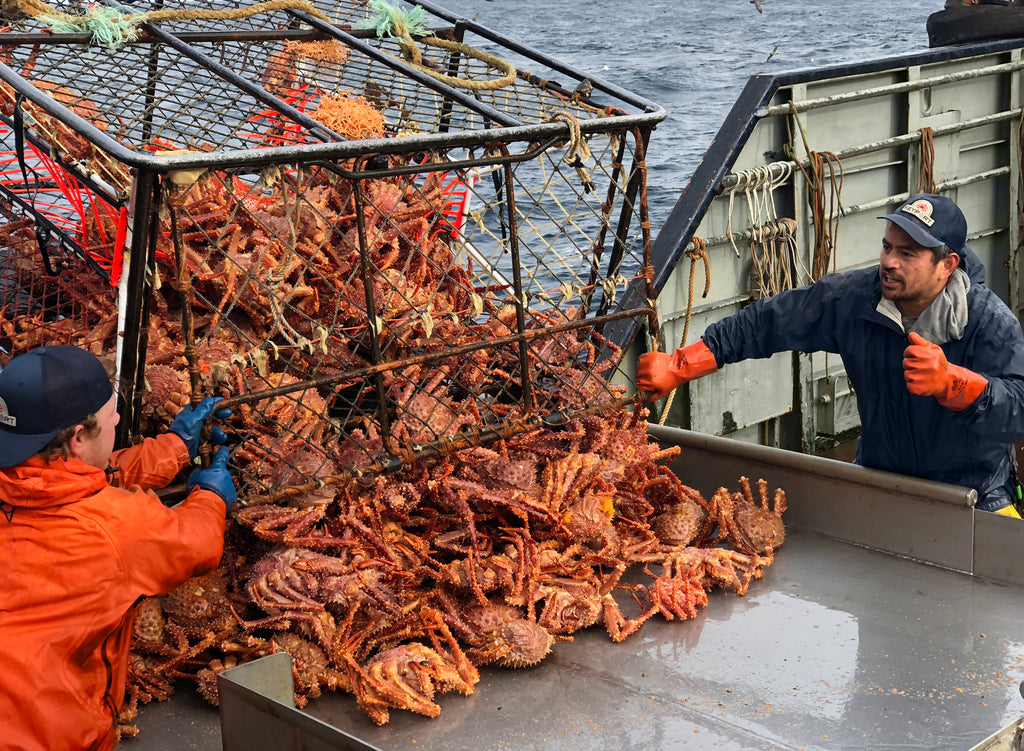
{"left": 0, "top": 346, "right": 113, "bottom": 468}
{"left": 878, "top": 193, "right": 968, "bottom": 252}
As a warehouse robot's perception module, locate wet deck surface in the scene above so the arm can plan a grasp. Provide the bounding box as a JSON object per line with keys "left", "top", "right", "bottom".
{"left": 129, "top": 529, "right": 1024, "bottom": 750}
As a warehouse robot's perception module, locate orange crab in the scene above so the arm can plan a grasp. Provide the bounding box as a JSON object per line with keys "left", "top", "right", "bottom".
{"left": 712, "top": 476, "right": 787, "bottom": 555}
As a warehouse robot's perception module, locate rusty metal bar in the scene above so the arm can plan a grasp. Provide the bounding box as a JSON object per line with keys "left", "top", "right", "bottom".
{"left": 237, "top": 390, "right": 648, "bottom": 507}
{"left": 213, "top": 306, "right": 652, "bottom": 412}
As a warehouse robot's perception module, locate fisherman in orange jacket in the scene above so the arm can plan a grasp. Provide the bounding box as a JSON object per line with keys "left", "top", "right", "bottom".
{"left": 0, "top": 345, "right": 238, "bottom": 751}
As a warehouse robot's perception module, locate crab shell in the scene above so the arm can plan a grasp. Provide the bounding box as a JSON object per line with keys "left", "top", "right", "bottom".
{"left": 474, "top": 455, "right": 539, "bottom": 492}
{"left": 142, "top": 363, "right": 191, "bottom": 424}
{"left": 734, "top": 505, "right": 786, "bottom": 551}
{"left": 652, "top": 500, "right": 709, "bottom": 546}
{"left": 491, "top": 619, "right": 554, "bottom": 668}
{"left": 132, "top": 597, "right": 166, "bottom": 644}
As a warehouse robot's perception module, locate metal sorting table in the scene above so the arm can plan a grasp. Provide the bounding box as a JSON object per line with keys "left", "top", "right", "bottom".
{"left": 131, "top": 426, "right": 1024, "bottom": 750}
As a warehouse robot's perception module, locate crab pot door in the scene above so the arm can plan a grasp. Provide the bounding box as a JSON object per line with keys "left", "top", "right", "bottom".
{"left": 0, "top": 178, "right": 123, "bottom": 367}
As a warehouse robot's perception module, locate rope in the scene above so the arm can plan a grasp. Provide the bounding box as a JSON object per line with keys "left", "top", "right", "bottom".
{"left": 360, "top": 0, "right": 516, "bottom": 91}
{"left": 658, "top": 237, "right": 710, "bottom": 426}
{"left": 755, "top": 217, "right": 801, "bottom": 298}
{"left": 725, "top": 163, "right": 790, "bottom": 256}
{"left": 546, "top": 110, "right": 595, "bottom": 192}
{"left": 11, "top": 0, "right": 333, "bottom": 49}
{"left": 681, "top": 237, "right": 710, "bottom": 347}
{"left": 787, "top": 101, "right": 844, "bottom": 281}
{"left": 919, "top": 126, "right": 937, "bottom": 194}
{"left": 801, "top": 151, "right": 843, "bottom": 280}
{"left": 398, "top": 35, "right": 517, "bottom": 91}
{"left": 723, "top": 163, "right": 805, "bottom": 297}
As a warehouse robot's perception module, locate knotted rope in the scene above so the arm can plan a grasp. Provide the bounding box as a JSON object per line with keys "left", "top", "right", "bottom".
{"left": 748, "top": 216, "right": 799, "bottom": 299}
{"left": 919, "top": 126, "right": 937, "bottom": 194}
{"left": 359, "top": 0, "right": 516, "bottom": 91}
{"left": 658, "top": 237, "right": 710, "bottom": 426}
{"left": 546, "top": 109, "right": 595, "bottom": 192}
{"left": 723, "top": 162, "right": 805, "bottom": 297}
{"left": 7, "top": 0, "right": 333, "bottom": 49}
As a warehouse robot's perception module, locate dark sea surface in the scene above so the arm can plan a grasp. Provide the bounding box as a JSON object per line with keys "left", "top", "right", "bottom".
{"left": 430, "top": 0, "right": 937, "bottom": 232}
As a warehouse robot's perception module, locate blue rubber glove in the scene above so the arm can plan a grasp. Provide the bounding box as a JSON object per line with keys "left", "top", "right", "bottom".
{"left": 168, "top": 397, "right": 232, "bottom": 460}
{"left": 186, "top": 446, "right": 238, "bottom": 511}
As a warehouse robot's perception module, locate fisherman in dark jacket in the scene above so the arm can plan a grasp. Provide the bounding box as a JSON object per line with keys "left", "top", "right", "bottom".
{"left": 637, "top": 193, "right": 1024, "bottom": 515}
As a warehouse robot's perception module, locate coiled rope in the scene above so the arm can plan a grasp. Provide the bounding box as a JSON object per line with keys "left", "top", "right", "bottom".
{"left": 787, "top": 102, "right": 843, "bottom": 280}
{"left": 749, "top": 216, "right": 799, "bottom": 298}
{"left": 7, "top": 0, "right": 334, "bottom": 49}
{"left": 724, "top": 162, "right": 805, "bottom": 297}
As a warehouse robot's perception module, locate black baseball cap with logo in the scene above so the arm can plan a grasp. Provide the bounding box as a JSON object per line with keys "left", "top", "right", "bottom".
{"left": 0, "top": 345, "right": 113, "bottom": 468}
{"left": 878, "top": 193, "right": 968, "bottom": 252}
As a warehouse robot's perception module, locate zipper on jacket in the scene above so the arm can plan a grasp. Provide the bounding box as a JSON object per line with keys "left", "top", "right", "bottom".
{"left": 99, "top": 625, "right": 121, "bottom": 746}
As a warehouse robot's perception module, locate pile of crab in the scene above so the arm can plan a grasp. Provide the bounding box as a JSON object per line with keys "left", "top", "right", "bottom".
{"left": 120, "top": 397, "right": 786, "bottom": 735}
{"left": 0, "top": 118, "right": 788, "bottom": 736}
{"left": 0, "top": 185, "right": 790, "bottom": 738}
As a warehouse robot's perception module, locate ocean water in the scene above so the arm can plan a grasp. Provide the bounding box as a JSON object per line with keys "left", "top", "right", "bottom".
{"left": 430, "top": 0, "right": 936, "bottom": 231}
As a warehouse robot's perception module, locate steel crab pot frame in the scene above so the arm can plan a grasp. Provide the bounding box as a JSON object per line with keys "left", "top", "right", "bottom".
{"left": 0, "top": 0, "right": 666, "bottom": 501}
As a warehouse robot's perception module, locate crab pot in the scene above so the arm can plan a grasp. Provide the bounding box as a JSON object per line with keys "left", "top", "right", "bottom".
{"left": 0, "top": 1, "right": 698, "bottom": 735}
{"left": 0, "top": 0, "right": 664, "bottom": 497}
{"left": 0, "top": 142, "right": 124, "bottom": 368}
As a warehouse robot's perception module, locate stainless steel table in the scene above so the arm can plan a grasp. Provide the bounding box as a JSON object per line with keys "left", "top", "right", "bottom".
{"left": 130, "top": 427, "right": 1024, "bottom": 750}
{"left": 131, "top": 528, "right": 1024, "bottom": 750}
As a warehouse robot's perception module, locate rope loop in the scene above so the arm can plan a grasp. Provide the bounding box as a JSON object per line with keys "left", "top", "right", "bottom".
{"left": 546, "top": 110, "right": 596, "bottom": 192}
{"left": 360, "top": 0, "right": 517, "bottom": 91}
{"left": 682, "top": 236, "right": 710, "bottom": 352}
{"left": 721, "top": 161, "right": 807, "bottom": 298}
{"left": 801, "top": 150, "right": 843, "bottom": 280}
{"left": 13, "top": 0, "right": 332, "bottom": 48}
{"left": 685, "top": 237, "right": 711, "bottom": 303}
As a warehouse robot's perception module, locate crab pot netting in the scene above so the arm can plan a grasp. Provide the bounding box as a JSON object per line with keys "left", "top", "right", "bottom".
{"left": 0, "top": 0, "right": 663, "bottom": 501}
{"left": 0, "top": 194, "right": 120, "bottom": 359}
{"left": 0, "top": 0, "right": 634, "bottom": 165}
{"left": 150, "top": 144, "right": 652, "bottom": 501}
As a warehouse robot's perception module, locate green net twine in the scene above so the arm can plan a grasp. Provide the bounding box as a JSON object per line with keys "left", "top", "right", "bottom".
{"left": 40, "top": 6, "right": 141, "bottom": 49}
{"left": 356, "top": 0, "right": 429, "bottom": 39}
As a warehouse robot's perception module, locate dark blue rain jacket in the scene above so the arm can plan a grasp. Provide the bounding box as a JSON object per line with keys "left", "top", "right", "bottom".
{"left": 701, "top": 249, "right": 1024, "bottom": 511}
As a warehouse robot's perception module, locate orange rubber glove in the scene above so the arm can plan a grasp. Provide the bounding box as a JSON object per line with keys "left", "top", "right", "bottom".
{"left": 636, "top": 339, "right": 719, "bottom": 401}
{"left": 903, "top": 331, "right": 987, "bottom": 412}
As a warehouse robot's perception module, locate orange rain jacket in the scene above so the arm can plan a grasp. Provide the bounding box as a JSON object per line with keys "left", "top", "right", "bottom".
{"left": 0, "top": 433, "right": 228, "bottom": 751}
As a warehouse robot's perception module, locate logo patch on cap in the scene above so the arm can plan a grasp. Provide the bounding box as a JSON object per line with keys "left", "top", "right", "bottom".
{"left": 0, "top": 397, "right": 15, "bottom": 428}
{"left": 900, "top": 199, "right": 936, "bottom": 227}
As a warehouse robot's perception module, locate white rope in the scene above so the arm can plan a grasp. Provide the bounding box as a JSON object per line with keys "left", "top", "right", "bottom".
{"left": 723, "top": 162, "right": 808, "bottom": 298}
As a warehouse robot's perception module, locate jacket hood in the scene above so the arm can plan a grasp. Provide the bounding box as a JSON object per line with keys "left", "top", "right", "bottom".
{"left": 958, "top": 244, "right": 986, "bottom": 285}
{"left": 0, "top": 456, "right": 108, "bottom": 511}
